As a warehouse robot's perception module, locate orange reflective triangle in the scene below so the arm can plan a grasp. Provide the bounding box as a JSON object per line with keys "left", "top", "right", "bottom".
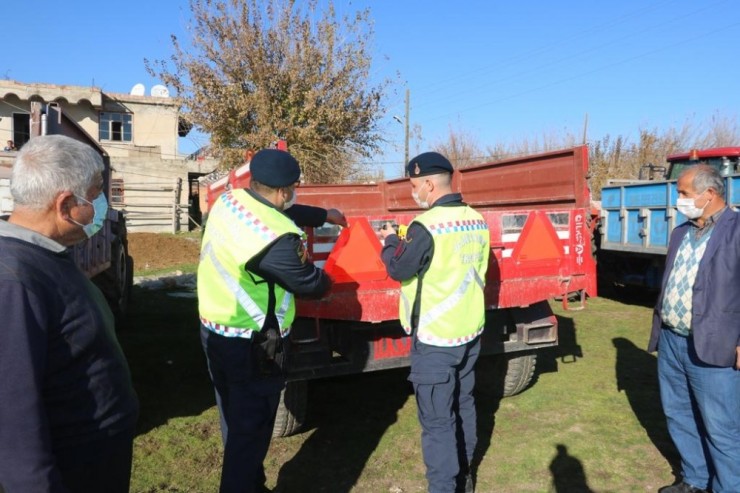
{"left": 511, "top": 211, "right": 563, "bottom": 261}
{"left": 323, "top": 218, "right": 388, "bottom": 283}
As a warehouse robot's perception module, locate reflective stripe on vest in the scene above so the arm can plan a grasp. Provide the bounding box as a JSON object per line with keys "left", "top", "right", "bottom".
{"left": 202, "top": 240, "right": 267, "bottom": 329}
{"left": 417, "top": 266, "right": 484, "bottom": 328}
{"left": 197, "top": 189, "right": 302, "bottom": 338}
{"left": 399, "top": 206, "right": 489, "bottom": 346}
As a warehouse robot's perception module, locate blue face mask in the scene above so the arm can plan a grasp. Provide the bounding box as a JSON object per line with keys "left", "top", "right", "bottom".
{"left": 72, "top": 192, "right": 108, "bottom": 238}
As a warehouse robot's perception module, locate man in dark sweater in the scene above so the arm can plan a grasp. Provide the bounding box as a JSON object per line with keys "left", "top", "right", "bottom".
{"left": 0, "top": 135, "right": 139, "bottom": 493}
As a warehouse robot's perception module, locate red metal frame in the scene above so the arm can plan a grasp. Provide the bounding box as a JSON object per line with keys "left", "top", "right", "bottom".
{"left": 667, "top": 147, "right": 740, "bottom": 161}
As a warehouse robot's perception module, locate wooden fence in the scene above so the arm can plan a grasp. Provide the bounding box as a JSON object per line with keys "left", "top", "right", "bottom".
{"left": 113, "top": 177, "right": 199, "bottom": 233}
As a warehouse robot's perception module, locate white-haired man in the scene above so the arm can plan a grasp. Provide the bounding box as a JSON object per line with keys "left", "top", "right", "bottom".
{"left": 0, "top": 135, "right": 139, "bottom": 493}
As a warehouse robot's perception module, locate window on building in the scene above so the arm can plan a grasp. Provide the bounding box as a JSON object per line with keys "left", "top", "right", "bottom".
{"left": 110, "top": 178, "right": 125, "bottom": 206}
{"left": 12, "top": 113, "right": 30, "bottom": 148}
{"left": 99, "top": 112, "right": 132, "bottom": 142}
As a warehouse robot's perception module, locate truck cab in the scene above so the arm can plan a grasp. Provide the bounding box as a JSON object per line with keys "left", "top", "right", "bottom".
{"left": 664, "top": 147, "right": 740, "bottom": 180}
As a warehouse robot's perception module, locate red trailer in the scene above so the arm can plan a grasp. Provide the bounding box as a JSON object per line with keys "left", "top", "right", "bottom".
{"left": 206, "top": 146, "right": 597, "bottom": 436}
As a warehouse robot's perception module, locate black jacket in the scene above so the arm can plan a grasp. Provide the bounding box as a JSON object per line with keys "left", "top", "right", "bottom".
{"left": 244, "top": 192, "right": 332, "bottom": 329}
{"left": 0, "top": 224, "right": 139, "bottom": 492}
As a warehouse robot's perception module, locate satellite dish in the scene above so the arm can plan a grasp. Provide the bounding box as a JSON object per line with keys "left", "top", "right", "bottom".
{"left": 129, "top": 83, "right": 146, "bottom": 96}
{"left": 150, "top": 84, "right": 170, "bottom": 98}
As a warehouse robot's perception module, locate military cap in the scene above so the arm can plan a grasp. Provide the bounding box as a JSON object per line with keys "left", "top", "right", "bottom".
{"left": 407, "top": 152, "right": 454, "bottom": 177}
{"left": 250, "top": 149, "right": 301, "bottom": 188}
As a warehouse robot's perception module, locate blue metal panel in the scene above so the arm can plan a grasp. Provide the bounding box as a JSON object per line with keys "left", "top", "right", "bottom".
{"left": 626, "top": 210, "right": 643, "bottom": 245}
{"left": 729, "top": 176, "right": 740, "bottom": 208}
{"left": 599, "top": 171, "right": 740, "bottom": 290}
{"left": 623, "top": 183, "right": 669, "bottom": 207}
{"left": 598, "top": 177, "right": 740, "bottom": 250}
{"left": 601, "top": 188, "right": 621, "bottom": 208}
{"left": 606, "top": 210, "right": 621, "bottom": 243}
{"left": 648, "top": 210, "right": 669, "bottom": 248}
{"left": 668, "top": 183, "right": 678, "bottom": 205}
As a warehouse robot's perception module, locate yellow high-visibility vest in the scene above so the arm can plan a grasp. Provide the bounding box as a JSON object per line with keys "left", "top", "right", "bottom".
{"left": 399, "top": 205, "right": 490, "bottom": 346}
{"left": 197, "top": 189, "right": 304, "bottom": 338}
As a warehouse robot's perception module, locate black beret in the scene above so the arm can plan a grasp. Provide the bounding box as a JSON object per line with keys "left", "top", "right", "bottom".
{"left": 407, "top": 152, "right": 453, "bottom": 177}
{"left": 250, "top": 149, "right": 301, "bottom": 188}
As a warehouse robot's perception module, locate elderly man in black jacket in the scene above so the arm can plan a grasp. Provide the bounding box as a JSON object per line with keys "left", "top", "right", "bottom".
{"left": 0, "top": 135, "right": 139, "bottom": 493}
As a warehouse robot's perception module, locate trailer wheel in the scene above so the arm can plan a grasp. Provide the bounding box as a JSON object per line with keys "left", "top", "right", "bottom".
{"left": 93, "top": 237, "right": 133, "bottom": 326}
{"left": 272, "top": 380, "right": 308, "bottom": 438}
{"left": 495, "top": 352, "right": 537, "bottom": 397}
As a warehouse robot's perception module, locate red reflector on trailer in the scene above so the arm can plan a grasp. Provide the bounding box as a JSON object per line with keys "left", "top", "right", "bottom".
{"left": 323, "top": 218, "right": 388, "bottom": 283}
{"left": 511, "top": 211, "right": 563, "bottom": 261}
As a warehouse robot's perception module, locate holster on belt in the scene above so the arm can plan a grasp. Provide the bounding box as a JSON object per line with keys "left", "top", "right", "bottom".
{"left": 252, "top": 324, "right": 284, "bottom": 377}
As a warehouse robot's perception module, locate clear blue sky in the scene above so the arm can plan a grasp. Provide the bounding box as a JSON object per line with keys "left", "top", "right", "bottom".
{"left": 4, "top": 0, "right": 739, "bottom": 177}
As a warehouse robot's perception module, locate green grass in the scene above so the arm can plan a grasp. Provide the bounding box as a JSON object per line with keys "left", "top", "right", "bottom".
{"left": 119, "top": 291, "right": 679, "bottom": 492}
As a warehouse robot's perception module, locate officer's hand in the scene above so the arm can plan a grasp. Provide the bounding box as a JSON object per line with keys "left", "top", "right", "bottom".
{"left": 736, "top": 346, "right": 740, "bottom": 370}
{"left": 326, "top": 208, "right": 348, "bottom": 228}
{"left": 379, "top": 222, "right": 397, "bottom": 240}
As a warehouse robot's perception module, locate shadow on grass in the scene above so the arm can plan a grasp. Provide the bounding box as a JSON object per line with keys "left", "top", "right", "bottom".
{"left": 471, "top": 356, "right": 504, "bottom": 486}
{"left": 472, "top": 314, "right": 585, "bottom": 483}
{"left": 538, "top": 314, "right": 583, "bottom": 375}
{"left": 534, "top": 316, "right": 680, "bottom": 483}
{"left": 515, "top": 313, "right": 596, "bottom": 491}
{"left": 549, "top": 444, "right": 595, "bottom": 493}
{"left": 612, "top": 337, "right": 681, "bottom": 481}
{"left": 596, "top": 278, "right": 660, "bottom": 309}
{"left": 274, "top": 369, "right": 413, "bottom": 493}
{"left": 118, "top": 287, "right": 214, "bottom": 436}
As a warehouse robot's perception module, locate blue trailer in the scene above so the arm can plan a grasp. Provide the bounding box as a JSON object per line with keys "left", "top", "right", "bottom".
{"left": 597, "top": 147, "right": 740, "bottom": 291}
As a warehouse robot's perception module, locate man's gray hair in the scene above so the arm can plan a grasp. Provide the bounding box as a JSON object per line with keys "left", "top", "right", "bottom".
{"left": 11, "top": 135, "right": 104, "bottom": 209}
{"left": 687, "top": 164, "right": 725, "bottom": 197}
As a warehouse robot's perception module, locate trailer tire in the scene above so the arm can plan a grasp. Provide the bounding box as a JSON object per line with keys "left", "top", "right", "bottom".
{"left": 272, "top": 380, "right": 308, "bottom": 438}
{"left": 496, "top": 353, "right": 537, "bottom": 397}
{"left": 93, "top": 237, "right": 133, "bottom": 326}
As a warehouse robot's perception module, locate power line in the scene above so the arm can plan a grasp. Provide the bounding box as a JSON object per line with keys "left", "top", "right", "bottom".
{"left": 412, "top": 0, "right": 731, "bottom": 116}
{"left": 410, "top": 3, "right": 668, "bottom": 99}
{"left": 423, "top": 17, "right": 740, "bottom": 125}
{"left": 375, "top": 0, "right": 732, "bottom": 164}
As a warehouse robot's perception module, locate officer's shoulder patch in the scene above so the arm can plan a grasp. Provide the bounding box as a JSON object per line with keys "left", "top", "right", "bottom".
{"left": 296, "top": 240, "right": 308, "bottom": 263}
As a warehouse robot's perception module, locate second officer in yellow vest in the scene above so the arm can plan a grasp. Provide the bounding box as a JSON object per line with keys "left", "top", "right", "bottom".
{"left": 198, "top": 149, "right": 338, "bottom": 493}
{"left": 380, "top": 152, "right": 490, "bottom": 493}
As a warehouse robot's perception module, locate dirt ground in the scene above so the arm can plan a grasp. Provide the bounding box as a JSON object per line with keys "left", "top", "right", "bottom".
{"left": 127, "top": 232, "right": 201, "bottom": 271}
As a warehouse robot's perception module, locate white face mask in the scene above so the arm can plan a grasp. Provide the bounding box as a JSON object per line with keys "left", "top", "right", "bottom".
{"left": 283, "top": 188, "right": 297, "bottom": 210}
{"left": 71, "top": 192, "right": 108, "bottom": 237}
{"left": 676, "top": 191, "right": 709, "bottom": 219}
{"left": 412, "top": 181, "right": 430, "bottom": 209}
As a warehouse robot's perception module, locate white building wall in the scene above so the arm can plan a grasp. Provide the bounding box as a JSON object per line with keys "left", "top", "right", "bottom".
{"left": 100, "top": 94, "right": 181, "bottom": 160}
{"left": 0, "top": 161, "right": 13, "bottom": 215}
{"left": 0, "top": 81, "right": 214, "bottom": 233}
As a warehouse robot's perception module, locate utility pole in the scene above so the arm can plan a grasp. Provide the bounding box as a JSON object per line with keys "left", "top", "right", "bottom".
{"left": 403, "top": 88, "right": 410, "bottom": 175}
{"left": 393, "top": 89, "right": 411, "bottom": 177}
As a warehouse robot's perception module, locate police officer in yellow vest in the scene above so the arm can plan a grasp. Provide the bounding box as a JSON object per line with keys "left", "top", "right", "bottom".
{"left": 380, "top": 152, "right": 490, "bottom": 493}
{"left": 198, "top": 149, "right": 339, "bottom": 493}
